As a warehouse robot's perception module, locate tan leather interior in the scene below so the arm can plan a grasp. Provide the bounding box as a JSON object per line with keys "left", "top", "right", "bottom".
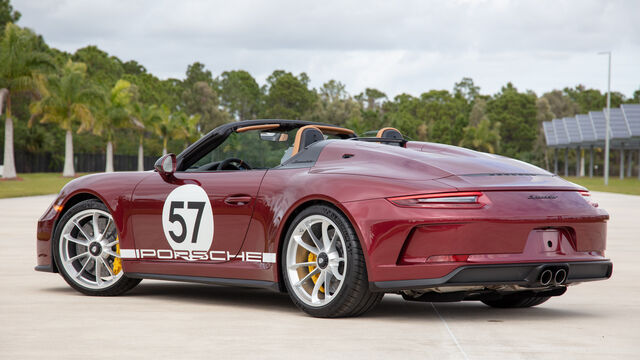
{"left": 292, "top": 125, "right": 324, "bottom": 156}
{"left": 313, "top": 125, "right": 355, "bottom": 136}
{"left": 376, "top": 127, "right": 402, "bottom": 138}
{"left": 236, "top": 124, "right": 280, "bottom": 133}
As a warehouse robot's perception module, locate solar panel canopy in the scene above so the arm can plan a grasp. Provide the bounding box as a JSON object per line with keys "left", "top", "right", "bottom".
{"left": 575, "top": 114, "right": 596, "bottom": 142}
{"left": 552, "top": 118, "right": 569, "bottom": 145}
{"left": 563, "top": 117, "right": 582, "bottom": 144}
{"left": 621, "top": 104, "right": 640, "bottom": 137}
{"left": 543, "top": 121, "right": 557, "bottom": 146}
{"left": 589, "top": 111, "right": 607, "bottom": 141}
{"left": 540, "top": 105, "right": 640, "bottom": 148}
{"left": 607, "top": 108, "right": 631, "bottom": 139}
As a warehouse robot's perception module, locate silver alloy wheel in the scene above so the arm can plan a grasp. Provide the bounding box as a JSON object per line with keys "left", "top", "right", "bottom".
{"left": 286, "top": 214, "right": 347, "bottom": 306}
{"left": 58, "top": 209, "right": 123, "bottom": 289}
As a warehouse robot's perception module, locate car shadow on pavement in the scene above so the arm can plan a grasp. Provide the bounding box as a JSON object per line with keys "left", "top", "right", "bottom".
{"left": 41, "top": 283, "right": 603, "bottom": 321}
{"left": 129, "top": 282, "right": 298, "bottom": 312}
{"left": 367, "top": 294, "right": 603, "bottom": 322}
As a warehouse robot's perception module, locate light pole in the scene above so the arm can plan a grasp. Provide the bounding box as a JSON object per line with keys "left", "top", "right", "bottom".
{"left": 598, "top": 51, "right": 611, "bottom": 185}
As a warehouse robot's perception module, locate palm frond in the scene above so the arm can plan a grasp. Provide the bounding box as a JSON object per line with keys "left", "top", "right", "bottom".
{"left": 73, "top": 103, "right": 95, "bottom": 133}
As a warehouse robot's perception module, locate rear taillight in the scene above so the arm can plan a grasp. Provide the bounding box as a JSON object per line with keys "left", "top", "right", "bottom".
{"left": 387, "top": 192, "right": 485, "bottom": 209}
{"left": 579, "top": 191, "right": 598, "bottom": 207}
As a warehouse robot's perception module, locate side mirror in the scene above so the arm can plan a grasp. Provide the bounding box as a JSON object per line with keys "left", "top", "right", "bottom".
{"left": 154, "top": 153, "right": 176, "bottom": 179}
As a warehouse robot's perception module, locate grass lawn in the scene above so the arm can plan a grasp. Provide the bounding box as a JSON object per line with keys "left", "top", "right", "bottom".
{"left": 564, "top": 176, "right": 640, "bottom": 196}
{"left": 0, "top": 173, "right": 92, "bottom": 199}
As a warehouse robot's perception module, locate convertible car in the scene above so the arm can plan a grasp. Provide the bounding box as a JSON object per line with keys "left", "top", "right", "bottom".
{"left": 36, "top": 119, "right": 612, "bottom": 317}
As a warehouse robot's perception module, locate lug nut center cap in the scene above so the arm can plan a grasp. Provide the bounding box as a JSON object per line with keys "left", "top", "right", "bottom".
{"left": 317, "top": 253, "right": 329, "bottom": 269}
{"left": 89, "top": 242, "right": 102, "bottom": 256}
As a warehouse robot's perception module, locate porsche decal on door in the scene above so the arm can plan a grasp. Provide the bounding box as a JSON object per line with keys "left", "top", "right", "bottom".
{"left": 118, "top": 248, "right": 276, "bottom": 263}
{"left": 119, "top": 184, "right": 276, "bottom": 264}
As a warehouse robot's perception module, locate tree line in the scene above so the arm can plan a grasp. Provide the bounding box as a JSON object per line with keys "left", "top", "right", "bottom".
{"left": 1, "top": 1, "right": 639, "bottom": 179}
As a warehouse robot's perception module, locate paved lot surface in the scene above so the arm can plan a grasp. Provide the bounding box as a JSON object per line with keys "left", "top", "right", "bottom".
{"left": 1, "top": 192, "right": 638, "bottom": 359}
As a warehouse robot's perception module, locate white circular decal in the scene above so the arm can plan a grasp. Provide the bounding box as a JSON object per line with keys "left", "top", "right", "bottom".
{"left": 162, "top": 184, "right": 214, "bottom": 256}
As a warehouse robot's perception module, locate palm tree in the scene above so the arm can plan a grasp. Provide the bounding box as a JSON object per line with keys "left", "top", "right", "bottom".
{"left": 153, "top": 105, "right": 183, "bottom": 156}
{"left": 130, "top": 103, "right": 160, "bottom": 171}
{"left": 459, "top": 118, "right": 501, "bottom": 154}
{"left": 30, "top": 60, "right": 103, "bottom": 177}
{"left": 93, "top": 79, "right": 134, "bottom": 172}
{"left": 0, "top": 23, "right": 54, "bottom": 179}
{"left": 174, "top": 112, "right": 202, "bottom": 148}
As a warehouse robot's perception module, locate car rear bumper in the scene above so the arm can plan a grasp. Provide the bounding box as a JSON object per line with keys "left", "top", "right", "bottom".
{"left": 370, "top": 260, "right": 613, "bottom": 292}
{"left": 342, "top": 193, "right": 610, "bottom": 283}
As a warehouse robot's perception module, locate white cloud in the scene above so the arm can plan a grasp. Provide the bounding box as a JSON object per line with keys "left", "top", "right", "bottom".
{"left": 13, "top": 0, "right": 640, "bottom": 97}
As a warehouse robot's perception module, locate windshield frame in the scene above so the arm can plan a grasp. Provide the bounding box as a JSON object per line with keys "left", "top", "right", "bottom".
{"left": 175, "top": 120, "right": 355, "bottom": 172}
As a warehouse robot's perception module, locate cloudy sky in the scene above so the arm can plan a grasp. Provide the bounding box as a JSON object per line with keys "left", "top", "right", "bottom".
{"left": 13, "top": 0, "right": 640, "bottom": 98}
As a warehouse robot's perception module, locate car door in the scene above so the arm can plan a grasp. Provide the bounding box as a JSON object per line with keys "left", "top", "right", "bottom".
{"left": 129, "top": 169, "right": 266, "bottom": 264}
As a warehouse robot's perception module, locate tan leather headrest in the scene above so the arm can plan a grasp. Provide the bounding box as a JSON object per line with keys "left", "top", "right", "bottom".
{"left": 292, "top": 126, "right": 324, "bottom": 156}
{"left": 376, "top": 127, "right": 403, "bottom": 140}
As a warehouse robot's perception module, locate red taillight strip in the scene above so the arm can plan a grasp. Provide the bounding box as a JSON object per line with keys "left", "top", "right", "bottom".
{"left": 387, "top": 192, "right": 485, "bottom": 209}
{"left": 388, "top": 192, "right": 483, "bottom": 201}
{"left": 578, "top": 190, "right": 598, "bottom": 207}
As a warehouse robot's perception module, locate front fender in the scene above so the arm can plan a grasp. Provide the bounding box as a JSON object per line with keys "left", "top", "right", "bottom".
{"left": 36, "top": 172, "right": 151, "bottom": 271}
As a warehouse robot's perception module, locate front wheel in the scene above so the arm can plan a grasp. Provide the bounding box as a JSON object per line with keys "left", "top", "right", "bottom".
{"left": 282, "top": 205, "right": 383, "bottom": 317}
{"left": 53, "top": 199, "right": 140, "bottom": 296}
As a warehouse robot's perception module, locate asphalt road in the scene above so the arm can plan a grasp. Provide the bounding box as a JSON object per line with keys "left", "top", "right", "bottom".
{"left": 1, "top": 192, "right": 638, "bottom": 359}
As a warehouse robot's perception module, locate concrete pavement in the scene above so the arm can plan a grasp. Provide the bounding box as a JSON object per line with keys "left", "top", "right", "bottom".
{"left": 0, "top": 192, "right": 638, "bottom": 359}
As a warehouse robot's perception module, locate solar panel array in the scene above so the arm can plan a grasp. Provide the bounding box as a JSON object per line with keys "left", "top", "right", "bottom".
{"left": 543, "top": 105, "right": 640, "bottom": 148}
{"left": 543, "top": 122, "right": 556, "bottom": 146}
{"left": 563, "top": 117, "right": 581, "bottom": 143}
{"left": 552, "top": 118, "right": 569, "bottom": 145}
{"left": 575, "top": 114, "right": 596, "bottom": 142}
{"left": 622, "top": 104, "right": 640, "bottom": 137}
{"left": 589, "top": 111, "right": 607, "bottom": 141}
{"left": 609, "top": 108, "right": 631, "bottom": 139}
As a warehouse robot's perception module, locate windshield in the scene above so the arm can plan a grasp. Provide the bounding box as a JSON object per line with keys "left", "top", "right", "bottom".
{"left": 187, "top": 129, "right": 298, "bottom": 171}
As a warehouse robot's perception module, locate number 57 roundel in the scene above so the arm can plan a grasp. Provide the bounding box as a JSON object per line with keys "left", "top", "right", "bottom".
{"left": 162, "top": 184, "right": 214, "bottom": 255}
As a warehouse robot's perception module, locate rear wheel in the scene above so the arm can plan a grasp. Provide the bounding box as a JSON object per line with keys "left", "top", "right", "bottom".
{"left": 282, "top": 205, "right": 383, "bottom": 317}
{"left": 481, "top": 294, "right": 550, "bottom": 308}
{"left": 53, "top": 199, "right": 140, "bottom": 296}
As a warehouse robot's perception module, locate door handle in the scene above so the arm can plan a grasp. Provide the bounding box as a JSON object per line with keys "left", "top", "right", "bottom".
{"left": 224, "top": 195, "right": 252, "bottom": 205}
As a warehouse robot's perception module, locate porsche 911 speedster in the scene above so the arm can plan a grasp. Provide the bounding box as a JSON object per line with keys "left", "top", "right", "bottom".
{"left": 36, "top": 119, "right": 612, "bottom": 317}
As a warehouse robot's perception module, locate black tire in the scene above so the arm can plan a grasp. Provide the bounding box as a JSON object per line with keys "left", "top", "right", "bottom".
{"left": 481, "top": 294, "right": 551, "bottom": 308}
{"left": 282, "top": 205, "right": 383, "bottom": 317}
{"left": 53, "top": 199, "right": 141, "bottom": 296}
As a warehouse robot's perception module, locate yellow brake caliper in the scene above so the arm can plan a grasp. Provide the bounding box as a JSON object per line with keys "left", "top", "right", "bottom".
{"left": 307, "top": 252, "right": 324, "bottom": 293}
{"left": 112, "top": 241, "right": 122, "bottom": 275}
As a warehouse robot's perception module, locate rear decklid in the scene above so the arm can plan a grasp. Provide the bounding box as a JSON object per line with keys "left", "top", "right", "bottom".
{"left": 403, "top": 141, "right": 582, "bottom": 191}
{"left": 404, "top": 141, "right": 550, "bottom": 176}
{"left": 434, "top": 173, "right": 581, "bottom": 191}
{"left": 313, "top": 140, "right": 576, "bottom": 190}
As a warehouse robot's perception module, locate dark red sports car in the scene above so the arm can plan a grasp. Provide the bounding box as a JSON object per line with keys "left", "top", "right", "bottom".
{"left": 36, "top": 119, "right": 612, "bottom": 317}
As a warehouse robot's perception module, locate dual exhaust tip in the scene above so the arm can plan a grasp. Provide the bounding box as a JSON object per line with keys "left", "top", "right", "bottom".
{"left": 539, "top": 268, "right": 567, "bottom": 286}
